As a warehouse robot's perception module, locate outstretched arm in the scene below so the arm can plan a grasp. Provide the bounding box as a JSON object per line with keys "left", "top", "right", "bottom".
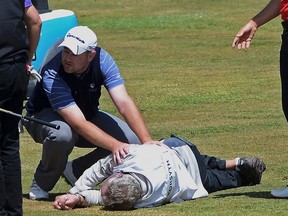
{"left": 232, "top": 0, "right": 280, "bottom": 49}
{"left": 53, "top": 190, "right": 103, "bottom": 210}
{"left": 53, "top": 155, "right": 115, "bottom": 210}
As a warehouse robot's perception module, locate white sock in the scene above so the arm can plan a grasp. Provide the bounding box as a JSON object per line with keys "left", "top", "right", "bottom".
{"left": 235, "top": 157, "right": 240, "bottom": 171}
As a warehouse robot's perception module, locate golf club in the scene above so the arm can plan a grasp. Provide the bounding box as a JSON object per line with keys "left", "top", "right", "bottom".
{"left": 0, "top": 107, "right": 60, "bottom": 130}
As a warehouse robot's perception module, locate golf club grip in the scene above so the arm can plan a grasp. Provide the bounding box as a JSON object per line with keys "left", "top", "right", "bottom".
{"left": 23, "top": 115, "right": 60, "bottom": 130}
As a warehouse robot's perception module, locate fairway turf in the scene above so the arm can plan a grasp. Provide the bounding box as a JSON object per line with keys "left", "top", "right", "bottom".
{"left": 21, "top": 0, "right": 288, "bottom": 215}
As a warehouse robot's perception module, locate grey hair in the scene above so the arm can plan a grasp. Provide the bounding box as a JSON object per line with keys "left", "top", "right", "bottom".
{"left": 102, "top": 173, "right": 141, "bottom": 210}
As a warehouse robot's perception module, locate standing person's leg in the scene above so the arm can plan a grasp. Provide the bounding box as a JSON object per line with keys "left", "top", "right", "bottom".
{"left": 269, "top": 28, "right": 288, "bottom": 199}
{"left": 0, "top": 60, "right": 28, "bottom": 215}
{"left": 1, "top": 100, "right": 23, "bottom": 215}
{"left": 24, "top": 108, "right": 78, "bottom": 193}
{"left": 0, "top": 157, "right": 4, "bottom": 214}
{"left": 71, "top": 110, "right": 141, "bottom": 178}
{"left": 280, "top": 30, "right": 288, "bottom": 121}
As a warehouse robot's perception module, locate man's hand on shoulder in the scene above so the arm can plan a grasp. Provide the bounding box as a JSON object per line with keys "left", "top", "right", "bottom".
{"left": 112, "top": 143, "right": 130, "bottom": 164}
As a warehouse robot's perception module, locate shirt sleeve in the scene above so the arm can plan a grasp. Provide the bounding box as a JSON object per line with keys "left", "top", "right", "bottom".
{"left": 42, "top": 68, "right": 76, "bottom": 111}
{"left": 68, "top": 155, "right": 115, "bottom": 205}
{"left": 100, "top": 49, "right": 125, "bottom": 90}
{"left": 24, "top": 0, "right": 32, "bottom": 7}
{"left": 78, "top": 190, "right": 103, "bottom": 206}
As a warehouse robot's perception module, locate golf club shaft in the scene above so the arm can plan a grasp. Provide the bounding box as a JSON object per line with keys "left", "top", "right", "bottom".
{"left": 0, "top": 108, "right": 60, "bottom": 130}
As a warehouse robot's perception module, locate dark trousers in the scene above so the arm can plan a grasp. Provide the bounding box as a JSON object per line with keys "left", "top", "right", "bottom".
{"left": 163, "top": 135, "right": 242, "bottom": 194}
{"left": 280, "top": 29, "right": 288, "bottom": 121}
{"left": 201, "top": 155, "right": 242, "bottom": 193}
{"left": 0, "top": 59, "right": 28, "bottom": 216}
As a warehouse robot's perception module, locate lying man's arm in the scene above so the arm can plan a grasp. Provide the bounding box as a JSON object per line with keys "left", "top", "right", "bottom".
{"left": 53, "top": 154, "right": 116, "bottom": 210}
{"left": 53, "top": 191, "right": 102, "bottom": 210}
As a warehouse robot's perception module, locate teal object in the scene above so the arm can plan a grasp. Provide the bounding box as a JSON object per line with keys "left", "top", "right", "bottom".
{"left": 32, "top": 9, "right": 78, "bottom": 71}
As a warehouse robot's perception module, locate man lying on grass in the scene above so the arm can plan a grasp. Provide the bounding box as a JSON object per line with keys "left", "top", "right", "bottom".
{"left": 53, "top": 135, "right": 266, "bottom": 210}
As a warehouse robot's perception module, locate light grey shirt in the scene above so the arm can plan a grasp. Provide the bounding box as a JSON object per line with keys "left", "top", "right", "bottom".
{"left": 69, "top": 143, "right": 208, "bottom": 208}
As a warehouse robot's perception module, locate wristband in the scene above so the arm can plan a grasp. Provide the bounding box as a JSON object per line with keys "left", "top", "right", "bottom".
{"left": 75, "top": 194, "right": 83, "bottom": 206}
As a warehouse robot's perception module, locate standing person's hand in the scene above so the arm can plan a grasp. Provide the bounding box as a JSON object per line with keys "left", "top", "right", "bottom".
{"left": 232, "top": 20, "right": 258, "bottom": 49}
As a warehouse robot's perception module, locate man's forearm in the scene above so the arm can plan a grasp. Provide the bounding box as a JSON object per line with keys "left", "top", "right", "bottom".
{"left": 120, "top": 99, "right": 152, "bottom": 143}
{"left": 77, "top": 120, "right": 124, "bottom": 151}
{"left": 25, "top": 5, "right": 42, "bottom": 64}
{"left": 251, "top": 0, "right": 280, "bottom": 27}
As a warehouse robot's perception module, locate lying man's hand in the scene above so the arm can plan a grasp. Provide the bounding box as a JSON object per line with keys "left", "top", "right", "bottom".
{"left": 53, "top": 194, "right": 79, "bottom": 210}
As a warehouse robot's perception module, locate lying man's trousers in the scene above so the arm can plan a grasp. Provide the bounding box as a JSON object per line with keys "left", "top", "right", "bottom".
{"left": 162, "top": 135, "right": 242, "bottom": 193}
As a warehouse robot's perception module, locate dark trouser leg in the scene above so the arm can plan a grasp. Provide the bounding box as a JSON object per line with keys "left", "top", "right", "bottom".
{"left": 202, "top": 155, "right": 226, "bottom": 170}
{"left": 202, "top": 154, "right": 242, "bottom": 192}
{"left": 72, "top": 111, "right": 141, "bottom": 178}
{"left": 280, "top": 31, "right": 288, "bottom": 121}
{"left": 204, "top": 169, "right": 242, "bottom": 193}
{"left": 0, "top": 60, "right": 28, "bottom": 216}
{"left": 163, "top": 135, "right": 242, "bottom": 194}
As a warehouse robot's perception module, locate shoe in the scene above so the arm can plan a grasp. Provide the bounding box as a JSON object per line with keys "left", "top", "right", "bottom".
{"left": 62, "top": 161, "right": 77, "bottom": 186}
{"left": 29, "top": 179, "right": 49, "bottom": 200}
{"left": 271, "top": 186, "right": 288, "bottom": 198}
{"left": 237, "top": 157, "right": 266, "bottom": 185}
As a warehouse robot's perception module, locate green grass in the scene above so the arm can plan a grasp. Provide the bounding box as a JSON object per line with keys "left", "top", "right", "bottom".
{"left": 21, "top": 0, "right": 288, "bottom": 215}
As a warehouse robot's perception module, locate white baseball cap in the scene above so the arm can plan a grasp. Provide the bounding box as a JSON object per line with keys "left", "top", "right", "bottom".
{"left": 58, "top": 26, "right": 97, "bottom": 55}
